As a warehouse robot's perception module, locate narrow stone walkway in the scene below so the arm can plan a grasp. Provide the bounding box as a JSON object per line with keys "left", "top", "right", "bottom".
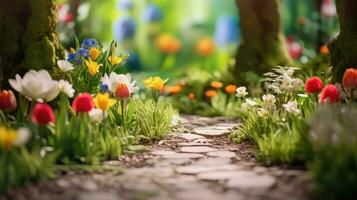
{"left": 2, "top": 116, "right": 308, "bottom": 200}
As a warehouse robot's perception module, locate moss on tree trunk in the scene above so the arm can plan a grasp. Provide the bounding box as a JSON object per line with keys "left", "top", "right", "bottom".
{"left": 329, "top": 0, "right": 357, "bottom": 82}
{"left": 0, "top": 0, "right": 65, "bottom": 87}
{"left": 232, "top": 0, "right": 291, "bottom": 82}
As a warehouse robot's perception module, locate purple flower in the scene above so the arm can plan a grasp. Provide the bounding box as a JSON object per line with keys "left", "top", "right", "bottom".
{"left": 214, "top": 15, "right": 239, "bottom": 47}
{"left": 117, "top": 0, "right": 133, "bottom": 10}
{"left": 101, "top": 84, "right": 110, "bottom": 93}
{"left": 113, "top": 17, "right": 136, "bottom": 42}
{"left": 81, "top": 38, "right": 98, "bottom": 49}
{"left": 143, "top": 4, "right": 162, "bottom": 23}
{"left": 77, "top": 48, "right": 89, "bottom": 58}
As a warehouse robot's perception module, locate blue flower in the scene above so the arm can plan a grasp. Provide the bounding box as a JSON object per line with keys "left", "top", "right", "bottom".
{"left": 125, "top": 51, "right": 142, "bottom": 71}
{"left": 113, "top": 17, "right": 136, "bottom": 42}
{"left": 101, "top": 84, "right": 110, "bottom": 93}
{"left": 143, "top": 4, "right": 162, "bottom": 23}
{"left": 81, "top": 38, "right": 98, "bottom": 49}
{"left": 117, "top": 0, "right": 133, "bottom": 10}
{"left": 77, "top": 48, "right": 89, "bottom": 58}
{"left": 214, "top": 15, "right": 239, "bottom": 47}
{"left": 67, "top": 53, "right": 77, "bottom": 63}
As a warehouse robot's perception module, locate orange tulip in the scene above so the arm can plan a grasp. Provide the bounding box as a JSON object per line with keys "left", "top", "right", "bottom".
{"left": 205, "top": 90, "right": 217, "bottom": 98}
{"left": 320, "top": 45, "right": 329, "bottom": 55}
{"left": 225, "top": 84, "right": 237, "bottom": 94}
{"left": 168, "top": 85, "right": 182, "bottom": 95}
{"left": 157, "top": 34, "right": 181, "bottom": 54}
{"left": 196, "top": 38, "right": 215, "bottom": 56}
{"left": 342, "top": 68, "right": 357, "bottom": 90}
{"left": 188, "top": 93, "right": 195, "bottom": 100}
{"left": 210, "top": 81, "right": 223, "bottom": 89}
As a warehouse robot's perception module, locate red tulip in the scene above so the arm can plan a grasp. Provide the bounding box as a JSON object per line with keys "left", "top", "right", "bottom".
{"left": 0, "top": 90, "right": 17, "bottom": 110}
{"left": 320, "top": 84, "right": 340, "bottom": 104}
{"left": 115, "top": 83, "right": 130, "bottom": 99}
{"left": 342, "top": 68, "right": 357, "bottom": 90}
{"left": 72, "top": 93, "right": 94, "bottom": 113}
{"left": 31, "top": 103, "right": 55, "bottom": 125}
{"left": 305, "top": 76, "right": 324, "bottom": 94}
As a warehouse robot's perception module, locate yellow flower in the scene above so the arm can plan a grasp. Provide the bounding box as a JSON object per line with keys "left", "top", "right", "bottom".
{"left": 144, "top": 76, "right": 168, "bottom": 91}
{"left": 94, "top": 93, "right": 116, "bottom": 112}
{"left": 89, "top": 48, "right": 100, "bottom": 60}
{"left": 108, "top": 56, "right": 123, "bottom": 65}
{"left": 0, "top": 127, "right": 17, "bottom": 150}
{"left": 85, "top": 59, "right": 102, "bottom": 76}
{"left": 70, "top": 48, "right": 76, "bottom": 53}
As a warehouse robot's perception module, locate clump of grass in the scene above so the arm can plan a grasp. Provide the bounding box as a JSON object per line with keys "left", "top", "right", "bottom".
{"left": 134, "top": 99, "right": 176, "bottom": 140}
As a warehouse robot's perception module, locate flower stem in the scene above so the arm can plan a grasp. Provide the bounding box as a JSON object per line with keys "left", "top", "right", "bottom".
{"left": 121, "top": 99, "right": 126, "bottom": 130}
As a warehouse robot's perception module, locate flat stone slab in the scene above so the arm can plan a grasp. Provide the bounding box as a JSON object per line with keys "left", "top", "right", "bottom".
{"left": 177, "top": 133, "right": 205, "bottom": 140}
{"left": 193, "top": 127, "right": 231, "bottom": 136}
{"left": 161, "top": 153, "right": 205, "bottom": 159}
{"left": 193, "top": 157, "right": 232, "bottom": 166}
{"left": 206, "top": 151, "right": 236, "bottom": 158}
{"left": 178, "top": 142, "right": 213, "bottom": 147}
{"left": 214, "top": 123, "right": 239, "bottom": 129}
{"left": 175, "top": 164, "right": 240, "bottom": 175}
{"left": 180, "top": 146, "right": 217, "bottom": 153}
{"left": 197, "top": 171, "right": 257, "bottom": 181}
{"left": 151, "top": 150, "right": 176, "bottom": 156}
{"left": 226, "top": 174, "right": 276, "bottom": 191}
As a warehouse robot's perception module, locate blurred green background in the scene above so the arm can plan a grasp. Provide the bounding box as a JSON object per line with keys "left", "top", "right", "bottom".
{"left": 57, "top": 0, "right": 339, "bottom": 73}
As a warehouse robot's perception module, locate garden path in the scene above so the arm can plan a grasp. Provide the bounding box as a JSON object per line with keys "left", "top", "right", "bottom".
{"left": 3, "top": 116, "right": 308, "bottom": 200}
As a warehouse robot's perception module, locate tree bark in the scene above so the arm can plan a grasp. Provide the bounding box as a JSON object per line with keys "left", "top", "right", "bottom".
{"left": 0, "top": 0, "right": 65, "bottom": 87}
{"left": 329, "top": 0, "right": 357, "bottom": 82}
{"left": 232, "top": 0, "right": 291, "bottom": 82}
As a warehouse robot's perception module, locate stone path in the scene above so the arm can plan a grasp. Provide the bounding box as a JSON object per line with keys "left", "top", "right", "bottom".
{"left": 2, "top": 115, "right": 308, "bottom": 200}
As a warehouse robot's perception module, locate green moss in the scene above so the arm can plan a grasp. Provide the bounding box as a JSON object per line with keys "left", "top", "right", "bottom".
{"left": 0, "top": 0, "right": 64, "bottom": 87}
{"left": 330, "top": 0, "right": 357, "bottom": 82}
{"left": 232, "top": 0, "right": 291, "bottom": 83}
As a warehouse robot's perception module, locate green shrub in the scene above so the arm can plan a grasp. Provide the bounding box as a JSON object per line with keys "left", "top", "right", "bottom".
{"left": 0, "top": 148, "right": 55, "bottom": 193}
{"left": 134, "top": 99, "right": 176, "bottom": 140}
{"left": 308, "top": 105, "right": 357, "bottom": 199}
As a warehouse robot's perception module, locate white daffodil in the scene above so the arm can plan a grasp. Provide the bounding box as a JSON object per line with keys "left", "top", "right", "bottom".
{"left": 89, "top": 108, "right": 108, "bottom": 123}
{"left": 282, "top": 101, "right": 300, "bottom": 115}
{"left": 9, "top": 70, "right": 60, "bottom": 102}
{"left": 57, "top": 60, "right": 74, "bottom": 72}
{"left": 101, "top": 72, "right": 139, "bottom": 95}
{"left": 13, "top": 128, "right": 31, "bottom": 146}
{"left": 236, "top": 86, "right": 248, "bottom": 98}
{"left": 58, "top": 80, "right": 75, "bottom": 98}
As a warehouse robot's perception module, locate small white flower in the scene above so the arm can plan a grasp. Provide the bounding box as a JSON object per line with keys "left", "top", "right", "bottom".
{"left": 262, "top": 94, "right": 276, "bottom": 104}
{"left": 14, "top": 128, "right": 31, "bottom": 146}
{"left": 236, "top": 86, "right": 248, "bottom": 98}
{"left": 9, "top": 70, "right": 60, "bottom": 102}
{"left": 262, "top": 94, "right": 276, "bottom": 110}
{"left": 58, "top": 80, "right": 75, "bottom": 98}
{"left": 242, "top": 98, "right": 257, "bottom": 110}
{"left": 280, "top": 76, "right": 303, "bottom": 93}
{"left": 89, "top": 109, "right": 108, "bottom": 123}
{"left": 282, "top": 101, "right": 300, "bottom": 115}
{"left": 57, "top": 60, "right": 74, "bottom": 72}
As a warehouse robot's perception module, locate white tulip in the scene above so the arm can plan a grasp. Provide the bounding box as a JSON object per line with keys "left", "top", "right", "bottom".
{"left": 89, "top": 109, "right": 108, "bottom": 123}
{"left": 14, "top": 128, "right": 31, "bottom": 146}
{"left": 57, "top": 60, "right": 74, "bottom": 72}
{"left": 9, "top": 70, "right": 60, "bottom": 102}
{"left": 282, "top": 101, "right": 300, "bottom": 115}
{"left": 58, "top": 80, "right": 75, "bottom": 98}
{"left": 236, "top": 86, "right": 248, "bottom": 98}
{"left": 101, "top": 72, "right": 138, "bottom": 94}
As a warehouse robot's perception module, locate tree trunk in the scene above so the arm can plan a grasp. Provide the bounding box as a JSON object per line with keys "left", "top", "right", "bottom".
{"left": 0, "top": 0, "right": 65, "bottom": 87}
{"left": 232, "top": 0, "right": 291, "bottom": 82}
{"left": 329, "top": 0, "right": 357, "bottom": 82}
